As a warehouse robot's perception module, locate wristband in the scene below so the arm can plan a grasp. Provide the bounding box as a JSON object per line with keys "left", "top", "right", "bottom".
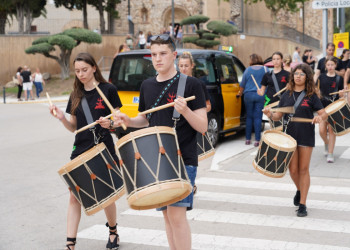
{"left": 109, "top": 119, "right": 114, "bottom": 129}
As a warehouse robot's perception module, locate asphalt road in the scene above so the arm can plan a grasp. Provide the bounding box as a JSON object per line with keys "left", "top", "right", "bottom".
{"left": 1, "top": 98, "right": 350, "bottom": 250}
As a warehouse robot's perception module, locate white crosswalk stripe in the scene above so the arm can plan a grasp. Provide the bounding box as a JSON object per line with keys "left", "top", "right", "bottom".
{"left": 76, "top": 173, "right": 350, "bottom": 249}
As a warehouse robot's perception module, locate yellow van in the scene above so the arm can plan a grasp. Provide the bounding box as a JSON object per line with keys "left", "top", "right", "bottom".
{"left": 109, "top": 49, "right": 247, "bottom": 146}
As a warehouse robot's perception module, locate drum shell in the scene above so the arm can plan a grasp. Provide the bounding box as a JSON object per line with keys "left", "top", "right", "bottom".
{"left": 197, "top": 132, "right": 215, "bottom": 161}
{"left": 268, "top": 118, "right": 283, "bottom": 131}
{"left": 58, "top": 143, "right": 125, "bottom": 215}
{"left": 253, "top": 130, "right": 296, "bottom": 178}
{"left": 325, "top": 99, "right": 350, "bottom": 136}
{"left": 116, "top": 126, "right": 192, "bottom": 209}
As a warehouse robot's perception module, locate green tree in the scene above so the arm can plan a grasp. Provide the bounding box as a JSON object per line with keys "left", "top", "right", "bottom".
{"left": 25, "top": 28, "right": 102, "bottom": 79}
{"left": 244, "top": 0, "right": 307, "bottom": 17}
{"left": 181, "top": 16, "right": 237, "bottom": 49}
{"left": 0, "top": 0, "right": 16, "bottom": 34}
{"left": 54, "top": 0, "right": 89, "bottom": 29}
{"left": 89, "top": 0, "right": 120, "bottom": 34}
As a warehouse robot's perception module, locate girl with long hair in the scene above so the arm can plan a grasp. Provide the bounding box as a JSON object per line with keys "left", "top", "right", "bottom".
{"left": 49, "top": 52, "right": 122, "bottom": 250}
{"left": 263, "top": 64, "right": 327, "bottom": 217}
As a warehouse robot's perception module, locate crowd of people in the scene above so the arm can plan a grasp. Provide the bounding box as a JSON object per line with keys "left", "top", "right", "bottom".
{"left": 15, "top": 65, "right": 45, "bottom": 101}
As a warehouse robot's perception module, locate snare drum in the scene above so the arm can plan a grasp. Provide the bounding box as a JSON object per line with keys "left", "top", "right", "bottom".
{"left": 197, "top": 132, "right": 215, "bottom": 161}
{"left": 325, "top": 98, "right": 350, "bottom": 136}
{"left": 116, "top": 126, "right": 192, "bottom": 210}
{"left": 253, "top": 130, "right": 296, "bottom": 178}
{"left": 266, "top": 101, "right": 283, "bottom": 131}
{"left": 58, "top": 143, "right": 125, "bottom": 216}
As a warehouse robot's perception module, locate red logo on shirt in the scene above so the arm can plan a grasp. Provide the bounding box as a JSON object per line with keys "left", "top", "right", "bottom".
{"left": 331, "top": 81, "right": 336, "bottom": 88}
{"left": 167, "top": 93, "right": 176, "bottom": 103}
{"left": 301, "top": 99, "right": 309, "bottom": 107}
{"left": 281, "top": 76, "right": 287, "bottom": 83}
{"left": 95, "top": 98, "right": 105, "bottom": 109}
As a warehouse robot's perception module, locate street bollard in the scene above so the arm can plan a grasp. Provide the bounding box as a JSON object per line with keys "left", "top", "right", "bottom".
{"left": 3, "top": 87, "right": 5, "bottom": 104}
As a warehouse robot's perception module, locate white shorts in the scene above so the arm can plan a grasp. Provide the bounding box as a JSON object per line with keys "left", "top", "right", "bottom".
{"left": 23, "top": 82, "right": 33, "bottom": 91}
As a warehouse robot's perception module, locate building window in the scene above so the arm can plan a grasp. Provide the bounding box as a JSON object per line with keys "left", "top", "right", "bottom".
{"left": 141, "top": 7, "right": 148, "bottom": 23}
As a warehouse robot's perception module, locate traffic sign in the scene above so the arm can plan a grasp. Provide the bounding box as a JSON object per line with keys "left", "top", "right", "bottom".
{"left": 312, "top": 0, "right": 350, "bottom": 9}
{"left": 333, "top": 32, "right": 349, "bottom": 57}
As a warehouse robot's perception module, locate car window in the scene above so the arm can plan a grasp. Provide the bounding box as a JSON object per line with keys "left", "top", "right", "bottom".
{"left": 110, "top": 55, "right": 156, "bottom": 91}
{"left": 215, "top": 54, "right": 238, "bottom": 84}
{"left": 193, "top": 58, "right": 216, "bottom": 85}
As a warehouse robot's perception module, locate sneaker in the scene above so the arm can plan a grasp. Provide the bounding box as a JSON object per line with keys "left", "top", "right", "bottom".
{"left": 327, "top": 154, "right": 334, "bottom": 163}
{"left": 324, "top": 144, "right": 329, "bottom": 156}
{"left": 245, "top": 140, "right": 251, "bottom": 145}
{"left": 296, "top": 204, "right": 308, "bottom": 217}
{"left": 254, "top": 141, "right": 260, "bottom": 147}
{"left": 293, "top": 190, "right": 300, "bottom": 206}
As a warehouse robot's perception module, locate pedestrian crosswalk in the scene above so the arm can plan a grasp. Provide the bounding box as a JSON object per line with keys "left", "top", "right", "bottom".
{"left": 77, "top": 172, "right": 350, "bottom": 249}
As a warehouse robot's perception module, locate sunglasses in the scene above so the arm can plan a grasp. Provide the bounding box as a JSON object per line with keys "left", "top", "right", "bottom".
{"left": 294, "top": 72, "right": 306, "bottom": 76}
{"left": 150, "top": 34, "right": 176, "bottom": 50}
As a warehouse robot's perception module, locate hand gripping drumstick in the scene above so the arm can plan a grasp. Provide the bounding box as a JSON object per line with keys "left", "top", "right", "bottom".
{"left": 46, "top": 92, "right": 56, "bottom": 116}
{"left": 93, "top": 82, "right": 127, "bottom": 130}
{"left": 251, "top": 74, "right": 260, "bottom": 91}
{"left": 329, "top": 89, "right": 350, "bottom": 95}
{"left": 138, "top": 96, "right": 196, "bottom": 116}
{"left": 74, "top": 113, "right": 114, "bottom": 134}
{"left": 273, "top": 86, "right": 287, "bottom": 97}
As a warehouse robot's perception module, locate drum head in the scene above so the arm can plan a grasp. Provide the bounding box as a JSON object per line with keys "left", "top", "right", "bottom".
{"left": 263, "top": 130, "right": 296, "bottom": 152}
{"left": 325, "top": 99, "right": 346, "bottom": 115}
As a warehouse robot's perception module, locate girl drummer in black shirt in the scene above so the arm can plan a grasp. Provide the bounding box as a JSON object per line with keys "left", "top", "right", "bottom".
{"left": 263, "top": 64, "right": 327, "bottom": 217}
{"left": 316, "top": 57, "right": 345, "bottom": 163}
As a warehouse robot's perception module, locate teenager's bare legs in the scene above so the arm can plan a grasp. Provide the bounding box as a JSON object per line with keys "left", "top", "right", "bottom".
{"left": 66, "top": 192, "right": 81, "bottom": 250}
{"left": 104, "top": 203, "right": 118, "bottom": 242}
{"left": 319, "top": 121, "right": 328, "bottom": 146}
{"left": 288, "top": 146, "right": 313, "bottom": 205}
{"left": 162, "top": 206, "right": 191, "bottom": 250}
{"left": 327, "top": 125, "right": 336, "bottom": 154}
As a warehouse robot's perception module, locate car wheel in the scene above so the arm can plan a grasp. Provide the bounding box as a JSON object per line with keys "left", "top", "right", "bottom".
{"left": 207, "top": 113, "right": 220, "bottom": 147}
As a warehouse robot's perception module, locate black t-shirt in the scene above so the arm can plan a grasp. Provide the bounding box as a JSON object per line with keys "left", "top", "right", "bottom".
{"left": 317, "top": 57, "right": 342, "bottom": 74}
{"left": 340, "top": 59, "right": 349, "bottom": 70}
{"left": 66, "top": 82, "right": 122, "bottom": 160}
{"left": 317, "top": 74, "right": 344, "bottom": 107}
{"left": 261, "top": 70, "right": 290, "bottom": 103}
{"left": 139, "top": 72, "right": 206, "bottom": 166}
{"left": 20, "top": 70, "right": 31, "bottom": 83}
{"left": 302, "top": 55, "right": 315, "bottom": 69}
{"left": 279, "top": 90, "right": 323, "bottom": 147}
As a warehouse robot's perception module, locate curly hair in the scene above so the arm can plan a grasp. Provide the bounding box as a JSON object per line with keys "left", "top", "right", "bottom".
{"left": 287, "top": 63, "right": 319, "bottom": 98}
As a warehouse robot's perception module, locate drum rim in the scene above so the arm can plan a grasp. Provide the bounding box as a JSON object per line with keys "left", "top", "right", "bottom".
{"left": 262, "top": 130, "right": 297, "bottom": 152}
{"left": 58, "top": 143, "right": 107, "bottom": 175}
{"left": 253, "top": 160, "right": 286, "bottom": 178}
{"left": 116, "top": 126, "right": 175, "bottom": 148}
{"left": 325, "top": 98, "right": 347, "bottom": 115}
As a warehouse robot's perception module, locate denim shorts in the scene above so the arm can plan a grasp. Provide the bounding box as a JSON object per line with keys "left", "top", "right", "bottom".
{"left": 156, "top": 165, "right": 197, "bottom": 211}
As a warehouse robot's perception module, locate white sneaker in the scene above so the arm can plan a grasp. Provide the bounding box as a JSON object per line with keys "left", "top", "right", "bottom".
{"left": 324, "top": 144, "right": 329, "bottom": 156}
{"left": 327, "top": 154, "right": 334, "bottom": 163}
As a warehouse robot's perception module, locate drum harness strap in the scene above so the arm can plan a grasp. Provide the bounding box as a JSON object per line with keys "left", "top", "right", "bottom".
{"left": 283, "top": 90, "right": 306, "bottom": 133}
{"left": 172, "top": 73, "right": 188, "bottom": 129}
{"left": 81, "top": 96, "right": 102, "bottom": 145}
{"left": 271, "top": 71, "right": 281, "bottom": 98}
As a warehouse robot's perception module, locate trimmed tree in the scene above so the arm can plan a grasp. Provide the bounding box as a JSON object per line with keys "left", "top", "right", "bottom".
{"left": 25, "top": 28, "right": 102, "bottom": 79}
{"left": 181, "top": 16, "right": 237, "bottom": 49}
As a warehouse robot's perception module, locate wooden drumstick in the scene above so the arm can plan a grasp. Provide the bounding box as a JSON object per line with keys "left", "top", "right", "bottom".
{"left": 291, "top": 117, "right": 313, "bottom": 123}
{"left": 273, "top": 87, "right": 287, "bottom": 97}
{"left": 251, "top": 74, "right": 260, "bottom": 91}
{"left": 265, "top": 101, "right": 279, "bottom": 108}
{"left": 139, "top": 96, "right": 196, "bottom": 116}
{"left": 329, "top": 89, "right": 350, "bottom": 95}
{"left": 263, "top": 106, "right": 295, "bottom": 114}
{"left": 74, "top": 113, "right": 114, "bottom": 134}
{"left": 93, "top": 82, "right": 127, "bottom": 130}
{"left": 46, "top": 92, "right": 56, "bottom": 116}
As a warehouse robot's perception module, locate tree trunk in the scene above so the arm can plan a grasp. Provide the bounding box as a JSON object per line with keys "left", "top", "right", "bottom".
{"left": 107, "top": 8, "right": 114, "bottom": 34}
{"left": 0, "top": 11, "right": 6, "bottom": 34}
{"left": 83, "top": 0, "right": 88, "bottom": 29}
{"left": 16, "top": 4, "right": 25, "bottom": 34}
{"left": 98, "top": 2, "right": 105, "bottom": 34}
{"left": 25, "top": 4, "right": 33, "bottom": 34}
{"left": 58, "top": 49, "right": 72, "bottom": 80}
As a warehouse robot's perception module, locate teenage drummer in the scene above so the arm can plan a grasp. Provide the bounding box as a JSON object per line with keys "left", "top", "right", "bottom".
{"left": 258, "top": 52, "right": 290, "bottom": 106}
{"left": 263, "top": 64, "right": 327, "bottom": 217}
{"left": 49, "top": 52, "right": 122, "bottom": 250}
{"left": 114, "top": 35, "right": 207, "bottom": 250}
{"left": 316, "top": 57, "right": 345, "bottom": 163}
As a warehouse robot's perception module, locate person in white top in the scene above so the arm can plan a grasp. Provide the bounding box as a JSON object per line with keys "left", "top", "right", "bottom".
{"left": 32, "top": 68, "right": 45, "bottom": 98}
{"left": 138, "top": 31, "right": 146, "bottom": 49}
{"left": 292, "top": 46, "right": 302, "bottom": 63}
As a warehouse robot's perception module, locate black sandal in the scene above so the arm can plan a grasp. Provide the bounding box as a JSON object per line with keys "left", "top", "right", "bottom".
{"left": 106, "top": 222, "right": 120, "bottom": 250}
{"left": 65, "top": 237, "right": 76, "bottom": 250}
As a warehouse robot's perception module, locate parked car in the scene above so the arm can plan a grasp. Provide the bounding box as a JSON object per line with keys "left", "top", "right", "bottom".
{"left": 108, "top": 49, "right": 247, "bottom": 147}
